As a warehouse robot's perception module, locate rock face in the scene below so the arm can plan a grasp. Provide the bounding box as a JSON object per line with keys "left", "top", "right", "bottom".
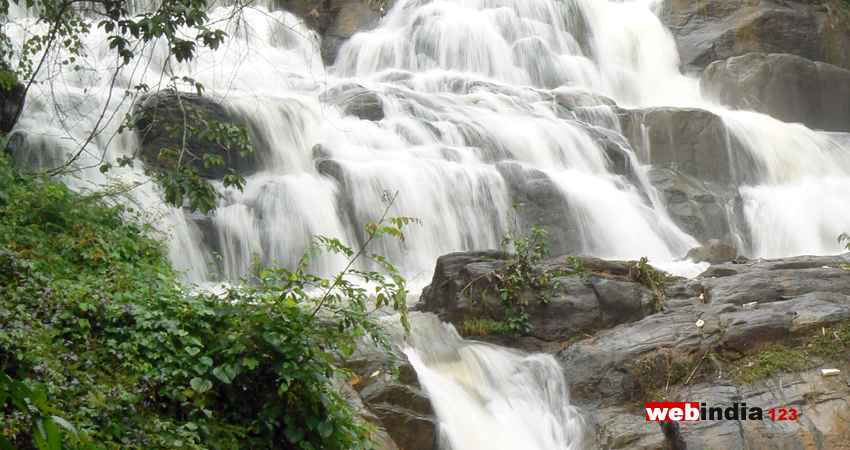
{"left": 659, "top": 0, "right": 850, "bottom": 74}
{"left": 321, "top": 2, "right": 384, "bottom": 66}
{"left": 686, "top": 239, "right": 741, "bottom": 264}
{"left": 345, "top": 343, "right": 438, "bottom": 450}
{"left": 134, "top": 92, "right": 261, "bottom": 180}
{"left": 0, "top": 82, "right": 25, "bottom": 135}
{"left": 320, "top": 84, "right": 385, "bottom": 121}
{"left": 702, "top": 52, "right": 850, "bottom": 132}
{"left": 648, "top": 168, "right": 748, "bottom": 246}
{"left": 415, "top": 251, "right": 658, "bottom": 343}
{"left": 552, "top": 254, "right": 850, "bottom": 449}
{"left": 617, "top": 107, "right": 739, "bottom": 184}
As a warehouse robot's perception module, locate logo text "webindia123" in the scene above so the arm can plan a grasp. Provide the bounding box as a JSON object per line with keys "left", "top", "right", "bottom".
{"left": 645, "top": 402, "right": 798, "bottom": 421}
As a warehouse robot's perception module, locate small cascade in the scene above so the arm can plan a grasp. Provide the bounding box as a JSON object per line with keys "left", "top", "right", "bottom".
{"left": 404, "top": 314, "right": 587, "bottom": 450}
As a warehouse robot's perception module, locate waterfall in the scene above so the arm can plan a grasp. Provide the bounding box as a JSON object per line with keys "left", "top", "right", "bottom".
{"left": 404, "top": 314, "right": 588, "bottom": 450}
{"left": 6, "top": 0, "right": 850, "bottom": 446}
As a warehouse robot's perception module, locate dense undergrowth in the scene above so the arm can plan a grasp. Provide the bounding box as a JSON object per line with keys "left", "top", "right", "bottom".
{"left": 0, "top": 153, "right": 408, "bottom": 449}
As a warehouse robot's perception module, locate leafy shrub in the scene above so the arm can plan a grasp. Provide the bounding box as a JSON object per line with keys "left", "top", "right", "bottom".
{"left": 0, "top": 153, "right": 410, "bottom": 449}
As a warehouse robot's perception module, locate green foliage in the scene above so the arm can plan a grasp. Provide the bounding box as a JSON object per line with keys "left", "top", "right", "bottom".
{"left": 476, "top": 205, "right": 562, "bottom": 339}
{"left": 629, "top": 257, "right": 668, "bottom": 313}
{"left": 1, "top": 1, "right": 250, "bottom": 214}
{"left": 0, "top": 373, "right": 91, "bottom": 450}
{"left": 458, "top": 317, "right": 508, "bottom": 337}
{"left": 0, "top": 154, "right": 410, "bottom": 449}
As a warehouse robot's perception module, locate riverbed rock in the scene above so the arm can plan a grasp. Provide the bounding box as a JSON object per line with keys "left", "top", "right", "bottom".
{"left": 686, "top": 239, "right": 740, "bottom": 264}
{"left": 0, "top": 81, "right": 25, "bottom": 134}
{"left": 134, "top": 92, "right": 261, "bottom": 180}
{"left": 346, "top": 342, "right": 438, "bottom": 450}
{"left": 320, "top": 84, "right": 385, "bottom": 121}
{"left": 321, "top": 2, "right": 384, "bottom": 66}
{"left": 649, "top": 168, "right": 748, "bottom": 245}
{"left": 495, "top": 162, "right": 584, "bottom": 256}
{"left": 545, "top": 253, "right": 850, "bottom": 449}
{"left": 659, "top": 0, "right": 850, "bottom": 74}
{"left": 415, "top": 251, "right": 657, "bottom": 343}
{"left": 701, "top": 52, "right": 850, "bottom": 132}
{"left": 617, "top": 107, "right": 740, "bottom": 184}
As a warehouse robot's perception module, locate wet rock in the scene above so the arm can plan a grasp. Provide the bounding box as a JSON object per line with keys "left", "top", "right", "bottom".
{"left": 675, "top": 372, "right": 850, "bottom": 449}
{"left": 0, "top": 81, "right": 25, "bottom": 134}
{"left": 649, "top": 168, "right": 748, "bottom": 245}
{"left": 686, "top": 239, "right": 739, "bottom": 265}
{"left": 545, "top": 255, "right": 850, "bottom": 448}
{"left": 495, "top": 162, "right": 584, "bottom": 256}
{"left": 333, "top": 379, "right": 399, "bottom": 450}
{"left": 699, "top": 254, "right": 850, "bottom": 278}
{"left": 702, "top": 52, "right": 850, "bottom": 132}
{"left": 320, "top": 84, "right": 385, "bottom": 121}
{"left": 134, "top": 92, "right": 260, "bottom": 180}
{"left": 618, "top": 107, "right": 741, "bottom": 184}
{"left": 416, "top": 251, "right": 656, "bottom": 342}
{"left": 659, "top": 0, "right": 850, "bottom": 74}
{"left": 321, "top": 1, "right": 384, "bottom": 66}
{"left": 703, "top": 267, "right": 850, "bottom": 306}
{"left": 345, "top": 343, "right": 438, "bottom": 450}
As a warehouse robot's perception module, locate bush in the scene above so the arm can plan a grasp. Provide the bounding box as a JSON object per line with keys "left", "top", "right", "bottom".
{"left": 0, "top": 153, "right": 410, "bottom": 449}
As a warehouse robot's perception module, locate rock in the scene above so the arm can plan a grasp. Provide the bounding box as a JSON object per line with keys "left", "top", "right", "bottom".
{"left": 649, "top": 168, "right": 748, "bottom": 245}
{"left": 703, "top": 267, "right": 850, "bottom": 306}
{"left": 321, "top": 2, "right": 384, "bottom": 66}
{"left": 659, "top": 0, "right": 850, "bottom": 74}
{"left": 134, "top": 92, "right": 261, "bottom": 180}
{"left": 0, "top": 81, "right": 25, "bottom": 134}
{"left": 332, "top": 378, "right": 399, "bottom": 450}
{"left": 675, "top": 372, "right": 850, "bottom": 450}
{"left": 617, "top": 107, "right": 742, "bottom": 184}
{"left": 699, "top": 254, "right": 850, "bottom": 278}
{"left": 495, "top": 162, "right": 585, "bottom": 256}
{"left": 686, "top": 239, "right": 739, "bottom": 264}
{"left": 702, "top": 52, "right": 850, "bottom": 132}
{"left": 320, "top": 84, "right": 385, "bottom": 121}
{"left": 345, "top": 342, "right": 438, "bottom": 450}
{"left": 416, "top": 251, "right": 656, "bottom": 343}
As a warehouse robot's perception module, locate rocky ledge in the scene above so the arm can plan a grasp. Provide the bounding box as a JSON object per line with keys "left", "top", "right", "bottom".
{"left": 416, "top": 251, "right": 850, "bottom": 449}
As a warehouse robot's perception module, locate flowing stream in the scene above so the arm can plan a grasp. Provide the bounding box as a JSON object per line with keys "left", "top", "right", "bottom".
{"left": 6, "top": 0, "right": 850, "bottom": 448}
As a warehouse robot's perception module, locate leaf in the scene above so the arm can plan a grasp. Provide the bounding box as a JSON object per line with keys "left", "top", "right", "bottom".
{"left": 185, "top": 347, "right": 200, "bottom": 356}
{"left": 242, "top": 357, "right": 259, "bottom": 370}
{"left": 212, "top": 367, "right": 232, "bottom": 384}
{"left": 0, "top": 435, "right": 16, "bottom": 450}
{"left": 189, "top": 377, "right": 212, "bottom": 393}
{"left": 50, "top": 416, "right": 81, "bottom": 444}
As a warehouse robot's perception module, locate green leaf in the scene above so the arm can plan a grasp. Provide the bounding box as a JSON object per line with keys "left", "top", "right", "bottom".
{"left": 185, "top": 346, "right": 200, "bottom": 356}
{"left": 189, "top": 377, "right": 212, "bottom": 393}
{"left": 242, "top": 357, "right": 259, "bottom": 370}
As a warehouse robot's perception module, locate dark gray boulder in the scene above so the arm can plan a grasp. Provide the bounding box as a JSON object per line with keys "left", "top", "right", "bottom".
{"left": 649, "top": 168, "right": 748, "bottom": 246}
{"left": 701, "top": 52, "right": 850, "bottom": 132}
{"left": 0, "top": 82, "right": 25, "bottom": 135}
{"left": 686, "top": 239, "right": 740, "bottom": 264}
{"left": 618, "top": 107, "right": 740, "bottom": 184}
{"left": 659, "top": 0, "right": 850, "bottom": 74}
{"left": 346, "top": 343, "right": 438, "bottom": 450}
{"left": 320, "top": 84, "right": 385, "bottom": 121}
{"left": 321, "top": 2, "right": 384, "bottom": 66}
{"left": 134, "top": 92, "right": 261, "bottom": 180}
{"left": 495, "top": 162, "right": 585, "bottom": 257}
{"left": 547, "top": 254, "right": 850, "bottom": 449}
{"left": 415, "top": 251, "right": 657, "bottom": 343}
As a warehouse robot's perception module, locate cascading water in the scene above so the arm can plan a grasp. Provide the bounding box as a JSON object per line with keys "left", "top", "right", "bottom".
{"left": 6, "top": 0, "right": 850, "bottom": 447}
{"left": 403, "top": 314, "right": 588, "bottom": 450}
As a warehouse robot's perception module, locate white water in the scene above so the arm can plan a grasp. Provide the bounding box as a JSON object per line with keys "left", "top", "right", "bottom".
{"left": 403, "top": 314, "right": 587, "bottom": 450}
{"left": 6, "top": 0, "right": 850, "bottom": 446}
